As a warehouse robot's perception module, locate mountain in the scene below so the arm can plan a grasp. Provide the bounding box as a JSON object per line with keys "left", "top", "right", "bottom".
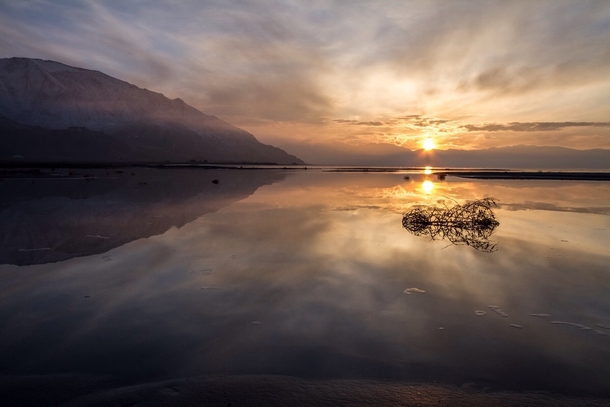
{"left": 279, "top": 141, "right": 610, "bottom": 169}
{"left": 431, "top": 145, "right": 610, "bottom": 169}
{"left": 0, "top": 58, "right": 303, "bottom": 164}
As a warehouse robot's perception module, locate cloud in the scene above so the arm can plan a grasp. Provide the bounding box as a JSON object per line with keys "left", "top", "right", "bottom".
{"left": 464, "top": 122, "right": 610, "bottom": 132}
{"left": 320, "top": 114, "right": 610, "bottom": 152}
{"left": 0, "top": 1, "right": 175, "bottom": 87}
{"left": 0, "top": 1, "right": 335, "bottom": 123}
{"left": 379, "top": 115, "right": 610, "bottom": 135}
{"left": 371, "top": 1, "right": 610, "bottom": 91}
{"left": 333, "top": 120, "right": 385, "bottom": 126}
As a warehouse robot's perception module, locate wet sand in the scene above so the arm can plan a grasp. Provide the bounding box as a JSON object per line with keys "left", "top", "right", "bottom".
{"left": 2, "top": 375, "right": 609, "bottom": 407}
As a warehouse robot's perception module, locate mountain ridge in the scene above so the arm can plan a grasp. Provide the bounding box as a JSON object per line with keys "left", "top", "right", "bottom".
{"left": 0, "top": 57, "right": 303, "bottom": 164}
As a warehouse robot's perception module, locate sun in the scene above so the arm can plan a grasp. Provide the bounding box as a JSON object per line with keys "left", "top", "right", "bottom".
{"left": 423, "top": 138, "right": 436, "bottom": 151}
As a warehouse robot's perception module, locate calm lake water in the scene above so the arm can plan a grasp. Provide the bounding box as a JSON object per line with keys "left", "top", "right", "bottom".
{"left": 1, "top": 168, "right": 609, "bottom": 401}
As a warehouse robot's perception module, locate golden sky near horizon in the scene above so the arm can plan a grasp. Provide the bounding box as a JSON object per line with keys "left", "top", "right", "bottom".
{"left": 1, "top": 0, "right": 609, "bottom": 153}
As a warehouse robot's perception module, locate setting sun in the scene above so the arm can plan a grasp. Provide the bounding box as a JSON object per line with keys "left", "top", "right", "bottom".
{"left": 423, "top": 138, "right": 436, "bottom": 151}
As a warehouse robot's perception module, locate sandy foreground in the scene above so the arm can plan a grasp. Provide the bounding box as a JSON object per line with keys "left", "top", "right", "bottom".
{"left": 2, "top": 375, "right": 609, "bottom": 407}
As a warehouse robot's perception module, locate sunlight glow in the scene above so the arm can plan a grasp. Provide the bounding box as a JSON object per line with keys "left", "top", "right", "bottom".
{"left": 423, "top": 138, "right": 436, "bottom": 151}
{"left": 424, "top": 166, "right": 432, "bottom": 175}
{"left": 422, "top": 180, "right": 435, "bottom": 194}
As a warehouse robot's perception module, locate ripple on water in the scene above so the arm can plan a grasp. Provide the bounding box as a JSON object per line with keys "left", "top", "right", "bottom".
{"left": 550, "top": 321, "right": 591, "bottom": 330}
{"left": 488, "top": 305, "right": 508, "bottom": 317}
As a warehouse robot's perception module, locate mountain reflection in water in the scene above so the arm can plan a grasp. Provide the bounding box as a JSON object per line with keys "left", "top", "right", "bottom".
{"left": 0, "top": 170, "right": 609, "bottom": 403}
{"left": 0, "top": 168, "right": 286, "bottom": 265}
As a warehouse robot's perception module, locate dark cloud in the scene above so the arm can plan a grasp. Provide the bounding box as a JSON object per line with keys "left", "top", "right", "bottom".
{"left": 385, "top": 116, "right": 456, "bottom": 133}
{"left": 333, "top": 110, "right": 610, "bottom": 136}
{"left": 333, "top": 120, "right": 385, "bottom": 126}
{"left": 381, "top": 115, "right": 610, "bottom": 135}
{"left": 464, "top": 122, "right": 610, "bottom": 132}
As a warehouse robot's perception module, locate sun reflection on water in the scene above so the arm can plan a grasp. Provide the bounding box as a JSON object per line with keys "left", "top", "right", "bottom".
{"left": 424, "top": 166, "right": 432, "bottom": 175}
{"left": 422, "top": 180, "right": 435, "bottom": 194}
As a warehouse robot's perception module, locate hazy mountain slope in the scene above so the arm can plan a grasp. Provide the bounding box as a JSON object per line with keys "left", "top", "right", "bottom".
{"left": 277, "top": 141, "right": 416, "bottom": 166}
{"left": 432, "top": 146, "right": 610, "bottom": 169}
{"left": 0, "top": 58, "right": 303, "bottom": 164}
{"left": 0, "top": 114, "right": 136, "bottom": 162}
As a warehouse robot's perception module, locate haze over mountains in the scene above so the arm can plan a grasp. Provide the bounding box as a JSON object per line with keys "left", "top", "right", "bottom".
{"left": 0, "top": 58, "right": 303, "bottom": 164}
{"left": 278, "top": 141, "right": 610, "bottom": 169}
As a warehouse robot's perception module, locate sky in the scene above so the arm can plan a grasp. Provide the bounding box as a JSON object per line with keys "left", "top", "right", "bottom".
{"left": 1, "top": 0, "right": 610, "bottom": 153}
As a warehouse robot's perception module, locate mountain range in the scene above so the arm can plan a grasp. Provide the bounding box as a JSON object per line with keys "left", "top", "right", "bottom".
{"left": 0, "top": 57, "right": 303, "bottom": 164}
{"left": 277, "top": 141, "right": 610, "bottom": 169}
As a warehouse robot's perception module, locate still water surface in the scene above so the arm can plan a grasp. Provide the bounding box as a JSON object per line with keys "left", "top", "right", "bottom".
{"left": 0, "top": 168, "right": 609, "bottom": 398}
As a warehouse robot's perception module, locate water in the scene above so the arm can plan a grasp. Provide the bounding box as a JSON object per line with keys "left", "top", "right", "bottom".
{"left": 0, "top": 167, "right": 609, "bottom": 403}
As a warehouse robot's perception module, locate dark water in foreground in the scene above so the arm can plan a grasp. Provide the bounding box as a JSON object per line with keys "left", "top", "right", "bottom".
{"left": 0, "top": 168, "right": 609, "bottom": 401}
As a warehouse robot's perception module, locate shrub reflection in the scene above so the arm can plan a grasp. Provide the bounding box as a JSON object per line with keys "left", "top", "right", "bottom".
{"left": 402, "top": 198, "right": 500, "bottom": 252}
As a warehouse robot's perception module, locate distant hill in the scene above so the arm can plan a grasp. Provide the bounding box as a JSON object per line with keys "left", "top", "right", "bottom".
{"left": 279, "top": 141, "right": 610, "bottom": 169}
{"left": 0, "top": 57, "right": 303, "bottom": 164}
{"left": 431, "top": 145, "right": 610, "bottom": 169}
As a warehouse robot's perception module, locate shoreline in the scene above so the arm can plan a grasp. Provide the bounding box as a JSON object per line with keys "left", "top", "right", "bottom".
{"left": 440, "top": 171, "right": 610, "bottom": 181}
{"left": 1, "top": 163, "right": 610, "bottom": 181}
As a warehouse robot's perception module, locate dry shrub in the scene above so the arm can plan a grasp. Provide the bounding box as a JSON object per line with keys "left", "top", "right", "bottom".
{"left": 402, "top": 198, "right": 500, "bottom": 252}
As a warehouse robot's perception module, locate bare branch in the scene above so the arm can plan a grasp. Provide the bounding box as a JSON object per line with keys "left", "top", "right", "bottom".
{"left": 402, "top": 198, "right": 500, "bottom": 252}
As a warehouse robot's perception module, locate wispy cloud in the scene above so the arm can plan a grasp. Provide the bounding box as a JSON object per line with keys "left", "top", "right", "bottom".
{"left": 464, "top": 122, "right": 610, "bottom": 132}
{"left": 333, "top": 120, "right": 385, "bottom": 126}
{"left": 327, "top": 115, "right": 610, "bottom": 150}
